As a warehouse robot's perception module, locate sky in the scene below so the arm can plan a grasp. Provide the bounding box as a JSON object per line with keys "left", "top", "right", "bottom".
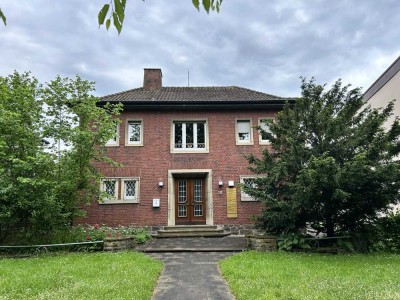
{"left": 1, "top": 0, "right": 400, "bottom": 98}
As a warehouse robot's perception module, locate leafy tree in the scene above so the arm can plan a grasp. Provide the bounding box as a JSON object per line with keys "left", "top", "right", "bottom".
{"left": 0, "top": 72, "right": 61, "bottom": 242}
{"left": 1, "top": 0, "right": 223, "bottom": 34}
{"left": 245, "top": 78, "right": 400, "bottom": 237}
{"left": 0, "top": 72, "right": 121, "bottom": 243}
{"left": 42, "top": 75, "right": 122, "bottom": 224}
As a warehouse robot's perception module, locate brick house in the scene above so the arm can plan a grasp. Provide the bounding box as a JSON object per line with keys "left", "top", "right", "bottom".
{"left": 80, "top": 69, "right": 295, "bottom": 234}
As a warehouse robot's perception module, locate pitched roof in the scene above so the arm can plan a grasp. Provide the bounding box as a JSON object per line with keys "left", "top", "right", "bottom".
{"left": 364, "top": 55, "right": 400, "bottom": 101}
{"left": 99, "top": 86, "right": 293, "bottom": 104}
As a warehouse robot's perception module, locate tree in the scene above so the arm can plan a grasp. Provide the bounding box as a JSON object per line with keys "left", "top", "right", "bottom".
{"left": 42, "top": 75, "right": 122, "bottom": 223}
{"left": 1, "top": 0, "right": 223, "bottom": 34}
{"left": 0, "top": 72, "right": 121, "bottom": 242}
{"left": 245, "top": 78, "right": 400, "bottom": 237}
{"left": 0, "top": 72, "right": 61, "bottom": 242}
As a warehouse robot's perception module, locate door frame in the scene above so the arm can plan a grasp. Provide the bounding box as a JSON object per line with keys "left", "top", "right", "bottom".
{"left": 167, "top": 169, "right": 213, "bottom": 226}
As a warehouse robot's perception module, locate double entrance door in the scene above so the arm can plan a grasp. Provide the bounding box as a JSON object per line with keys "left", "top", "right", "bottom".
{"left": 175, "top": 177, "right": 206, "bottom": 225}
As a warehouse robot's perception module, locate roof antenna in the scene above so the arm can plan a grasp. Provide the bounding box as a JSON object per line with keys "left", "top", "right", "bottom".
{"left": 187, "top": 70, "right": 190, "bottom": 87}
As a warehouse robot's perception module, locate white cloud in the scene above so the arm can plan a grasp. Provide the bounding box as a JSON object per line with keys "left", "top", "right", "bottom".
{"left": 0, "top": 0, "right": 399, "bottom": 98}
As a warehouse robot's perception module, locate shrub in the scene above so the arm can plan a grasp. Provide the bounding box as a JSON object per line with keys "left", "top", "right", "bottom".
{"left": 350, "top": 211, "right": 400, "bottom": 253}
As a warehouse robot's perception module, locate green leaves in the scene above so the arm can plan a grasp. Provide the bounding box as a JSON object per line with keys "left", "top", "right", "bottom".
{"left": 0, "top": 8, "right": 6, "bottom": 26}
{"left": 0, "top": 71, "right": 122, "bottom": 241}
{"left": 98, "top": 4, "right": 110, "bottom": 26}
{"left": 97, "top": 0, "right": 222, "bottom": 35}
{"left": 192, "top": 0, "right": 223, "bottom": 13}
{"left": 98, "top": 0, "right": 126, "bottom": 35}
{"left": 192, "top": 0, "right": 200, "bottom": 11}
{"left": 247, "top": 77, "right": 400, "bottom": 237}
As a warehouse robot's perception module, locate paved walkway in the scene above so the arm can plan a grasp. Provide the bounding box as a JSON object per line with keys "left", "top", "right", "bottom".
{"left": 141, "top": 237, "right": 247, "bottom": 299}
{"left": 148, "top": 252, "right": 235, "bottom": 300}
{"left": 138, "top": 236, "right": 247, "bottom": 252}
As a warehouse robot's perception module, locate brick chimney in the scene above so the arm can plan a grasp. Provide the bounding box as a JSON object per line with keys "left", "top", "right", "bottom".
{"left": 143, "top": 68, "right": 162, "bottom": 91}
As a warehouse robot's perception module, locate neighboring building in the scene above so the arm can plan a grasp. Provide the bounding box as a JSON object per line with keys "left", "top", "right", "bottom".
{"left": 364, "top": 55, "right": 400, "bottom": 128}
{"left": 364, "top": 55, "right": 400, "bottom": 212}
{"left": 78, "top": 68, "right": 295, "bottom": 232}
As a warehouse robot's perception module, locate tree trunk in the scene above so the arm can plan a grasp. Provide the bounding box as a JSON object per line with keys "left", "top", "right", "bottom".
{"left": 326, "top": 218, "right": 335, "bottom": 237}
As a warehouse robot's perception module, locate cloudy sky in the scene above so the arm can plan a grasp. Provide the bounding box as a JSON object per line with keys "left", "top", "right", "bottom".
{"left": 1, "top": 0, "right": 399, "bottom": 97}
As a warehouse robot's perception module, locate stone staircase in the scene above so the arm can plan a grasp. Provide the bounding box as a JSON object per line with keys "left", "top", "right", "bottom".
{"left": 153, "top": 225, "right": 230, "bottom": 238}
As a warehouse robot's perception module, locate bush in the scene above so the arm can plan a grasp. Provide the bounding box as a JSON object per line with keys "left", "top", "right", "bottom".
{"left": 277, "top": 232, "right": 310, "bottom": 251}
{"left": 0, "top": 225, "right": 151, "bottom": 255}
{"left": 352, "top": 211, "right": 400, "bottom": 253}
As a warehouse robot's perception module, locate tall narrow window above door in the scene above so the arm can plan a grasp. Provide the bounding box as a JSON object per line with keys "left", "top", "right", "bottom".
{"left": 172, "top": 121, "right": 208, "bottom": 153}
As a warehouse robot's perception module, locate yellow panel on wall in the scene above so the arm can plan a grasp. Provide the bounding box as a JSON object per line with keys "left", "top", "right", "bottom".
{"left": 226, "top": 188, "right": 238, "bottom": 218}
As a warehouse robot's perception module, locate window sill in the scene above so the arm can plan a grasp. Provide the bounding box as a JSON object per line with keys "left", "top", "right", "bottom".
{"left": 105, "top": 144, "right": 119, "bottom": 147}
{"left": 171, "top": 149, "right": 209, "bottom": 154}
{"left": 99, "top": 201, "right": 139, "bottom": 205}
{"left": 125, "top": 143, "right": 143, "bottom": 147}
{"left": 259, "top": 141, "right": 271, "bottom": 145}
{"left": 236, "top": 142, "right": 254, "bottom": 146}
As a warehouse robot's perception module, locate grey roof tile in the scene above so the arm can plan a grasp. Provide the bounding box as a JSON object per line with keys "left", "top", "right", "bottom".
{"left": 99, "top": 86, "right": 293, "bottom": 103}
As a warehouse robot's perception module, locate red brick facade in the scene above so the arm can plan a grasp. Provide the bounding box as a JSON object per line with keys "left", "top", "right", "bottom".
{"left": 77, "top": 69, "right": 292, "bottom": 229}
{"left": 79, "top": 108, "right": 278, "bottom": 227}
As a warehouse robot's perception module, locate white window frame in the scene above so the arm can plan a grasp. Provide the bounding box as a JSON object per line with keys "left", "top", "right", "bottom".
{"left": 235, "top": 119, "right": 253, "bottom": 145}
{"left": 171, "top": 120, "right": 209, "bottom": 153}
{"left": 122, "top": 178, "right": 140, "bottom": 202}
{"left": 105, "top": 122, "right": 119, "bottom": 147}
{"left": 100, "top": 178, "right": 118, "bottom": 201}
{"left": 240, "top": 176, "right": 259, "bottom": 202}
{"left": 258, "top": 117, "right": 274, "bottom": 145}
{"left": 125, "top": 119, "right": 143, "bottom": 146}
{"left": 100, "top": 177, "right": 140, "bottom": 204}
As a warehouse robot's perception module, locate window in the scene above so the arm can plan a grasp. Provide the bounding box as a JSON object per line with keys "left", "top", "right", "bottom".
{"left": 126, "top": 120, "right": 143, "bottom": 146}
{"left": 240, "top": 176, "right": 258, "bottom": 201}
{"left": 122, "top": 179, "right": 138, "bottom": 201}
{"left": 259, "top": 118, "right": 274, "bottom": 144}
{"left": 236, "top": 119, "right": 253, "bottom": 145}
{"left": 100, "top": 177, "right": 140, "bottom": 203}
{"left": 172, "top": 121, "right": 208, "bottom": 153}
{"left": 101, "top": 179, "right": 118, "bottom": 200}
{"left": 105, "top": 122, "right": 119, "bottom": 146}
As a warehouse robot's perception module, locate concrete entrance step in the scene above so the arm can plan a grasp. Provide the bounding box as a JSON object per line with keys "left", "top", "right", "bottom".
{"left": 154, "top": 225, "right": 230, "bottom": 238}
{"left": 137, "top": 236, "right": 247, "bottom": 253}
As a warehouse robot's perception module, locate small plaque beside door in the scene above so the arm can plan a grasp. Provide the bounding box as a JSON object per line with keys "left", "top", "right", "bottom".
{"left": 226, "top": 188, "right": 238, "bottom": 218}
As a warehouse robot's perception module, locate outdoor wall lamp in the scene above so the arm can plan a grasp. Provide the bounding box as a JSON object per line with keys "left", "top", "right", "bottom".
{"left": 218, "top": 181, "right": 224, "bottom": 187}
{"left": 158, "top": 181, "right": 164, "bottom": 188}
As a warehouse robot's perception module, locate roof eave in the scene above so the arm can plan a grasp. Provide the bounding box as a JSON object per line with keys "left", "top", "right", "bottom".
{"left": 97, "top": 99, "right": 295, "bottom": 110}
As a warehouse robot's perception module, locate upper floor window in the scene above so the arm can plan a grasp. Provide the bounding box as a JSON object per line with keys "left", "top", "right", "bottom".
{"left": 126, "top": 120, "right": 143, "bottom": 146}
{"left": 259, "top": 118, "right": 274, "bottom": 144}
{"left": 236, "top": 119, "right": 253, "bottom": 145}
{"left": 172, "top": 121, "right": 208, "bottom": 153}
{"left": 105, "top": 122, "right": 119, "bottom": 146}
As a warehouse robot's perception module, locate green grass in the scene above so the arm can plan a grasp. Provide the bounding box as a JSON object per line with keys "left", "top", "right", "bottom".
{"left": 0, "top": 251, "right": 163, "bottom": 300}
{"left": 219, "top": 251, "right": 400, "bottom": 300}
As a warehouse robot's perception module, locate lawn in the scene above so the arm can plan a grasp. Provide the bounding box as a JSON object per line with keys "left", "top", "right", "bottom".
{"left": 0, "top": 251, "right": 163, "bottom": 300}
{"left": 219, "top": 251, "right": 400, "bottom": 300}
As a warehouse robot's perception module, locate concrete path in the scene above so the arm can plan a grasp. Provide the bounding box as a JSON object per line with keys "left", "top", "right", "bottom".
{"left": 138, "top": 236, "right": 247, "bottom": 252}
{"left": 148, "top": 252, "right": 235, "bottom": 300}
